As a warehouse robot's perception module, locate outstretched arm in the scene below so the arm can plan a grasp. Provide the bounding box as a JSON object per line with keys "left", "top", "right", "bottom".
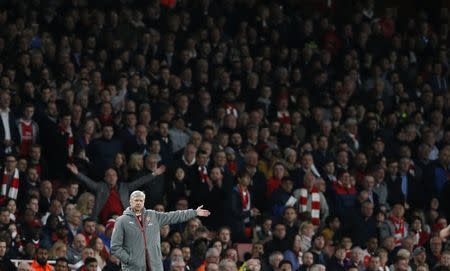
{"left": 66, "top": 163, "right": 99, "bottom": 191}
{"left": 440, "top": 225, "right": 450, "bottom": 240}
{"left": 155, "top": 206, "right": 210, "bottom": 226}
{"left": 127, "top": 165, "right": 166, "bottom": 191}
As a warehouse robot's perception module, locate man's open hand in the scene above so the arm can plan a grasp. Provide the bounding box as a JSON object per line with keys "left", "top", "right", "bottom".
{"left": 154, "top": 165, "right": 166, "bottom": 176}
{"left": 66, "top": 163, "right": 79, "bottom": 175}
{"left": 196, "top": 205, "right": 210, "bottom": 217}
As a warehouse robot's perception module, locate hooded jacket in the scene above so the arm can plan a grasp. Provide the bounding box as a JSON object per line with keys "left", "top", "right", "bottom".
{"left": 111, "top": 207, "right": 197, "bottom": 271}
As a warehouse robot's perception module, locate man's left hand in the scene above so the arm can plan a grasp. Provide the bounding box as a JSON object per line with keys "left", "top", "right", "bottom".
{"left": 196, "top": 205, "right": 211, "bottom": 217}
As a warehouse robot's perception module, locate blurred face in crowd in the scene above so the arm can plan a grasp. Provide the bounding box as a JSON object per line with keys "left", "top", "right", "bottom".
{"left": 104, "top": 169, "right": 118, "bottom": 187}
{"left": 301, "top": 154, "right": 313, "bottom": 169}
{"left": 430, "top": 237, "right": 442, "bottom": 255}
{"left": 302, "top": 252, "right": 314, "bottom": 266}
{"left": 40, "top": 180, "right": 53, "bottom": 198}
{"left": 83, "top": 220, "right": 97, "bottom": 235}
{"left": 0, "top": 241, "right": 6, "bottom": 257}
{"left": 102, "top": 126, "right": 114, "bottom": 140}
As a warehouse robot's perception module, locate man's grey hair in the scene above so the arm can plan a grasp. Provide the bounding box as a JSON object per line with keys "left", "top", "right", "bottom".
{"left": 310, "top": 264, "right": 326, "bottom": 271}
{"left": 218, "top": 259, "right": 237, "bottom": 271}
{"left": 206, "top": 247, "right": 220, "bottom": 258}
{"left": 268, "top": 251, "right": 283, "bottom": 264}
{"left": 130, "top": 190, "right": 146, "bottom": 200}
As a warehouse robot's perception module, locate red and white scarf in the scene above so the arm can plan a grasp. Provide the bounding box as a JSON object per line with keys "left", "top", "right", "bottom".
{"left": 60, "top": 124, "right": 74, "bottom": 160}
{"left": 198, "top": 166, "right": 209, "bottom": 183}
{"left": 225, "top": 104, "right": 238, "bottom": 118}
{"left": 277, "top": 111, "right": 291, "bottom": 124}
{"left": 299, "top": 187, "right": 321, "bottom": 225}
{"left": 390, "top": 215, "right": 406, "bottom": 246}
{"left": 1, "top": 168, "right": 19, "bottom": 200}
{"left": 238, "top": 185, "right": 251, "bottom": 224}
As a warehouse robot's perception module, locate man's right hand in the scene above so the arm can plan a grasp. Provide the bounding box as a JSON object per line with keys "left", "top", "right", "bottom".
{"left": 66, "top": 163, "right": 79, "bottom": 175}
{"left": 250, "top": 208, "right": 260, "bottom": 217}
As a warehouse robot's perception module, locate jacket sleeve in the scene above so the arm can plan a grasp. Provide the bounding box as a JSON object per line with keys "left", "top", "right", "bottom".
{"left": 154, "top": 209, "right": 197, "bottom": 226}
{"left": 379, "top": 221, "right": 392, "bottom": 241}
{"left": 110, "top": 218, "right": 131, "bottom": 264}
{"left": 75, "top": 173, "right": 100, "bottom": 191}
{"left": 319, "top": 192, "right": 329, "bottom": 223}
{"left": 127, "top": 173, "right": 155, "bottom": 191}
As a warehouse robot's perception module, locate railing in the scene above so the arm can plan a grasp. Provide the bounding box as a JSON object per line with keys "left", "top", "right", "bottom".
{"left": 11, "top": 259, "right": 87, "bottom": 270}
{"left": 11, "top": 259, "right": 56, "bottom": 267}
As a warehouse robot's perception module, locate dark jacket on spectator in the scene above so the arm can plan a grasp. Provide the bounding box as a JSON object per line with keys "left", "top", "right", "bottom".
{"left": 87, "top": 137, "right": 123, "bottom": 179}
{"left": 0, "top": 111, "right": 20, "bottom": 158}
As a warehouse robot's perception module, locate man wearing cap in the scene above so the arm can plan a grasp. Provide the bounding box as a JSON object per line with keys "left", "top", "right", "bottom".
{"left": 111, "top": 190, "right": 210, "bottom": 271}
{"left": 410, "top": 247, "right": 427, "bottom": 271}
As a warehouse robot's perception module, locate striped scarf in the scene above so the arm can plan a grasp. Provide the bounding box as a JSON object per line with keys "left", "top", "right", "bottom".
{"left": 1, "top": 168, "right": 19, "bottom": 200}
{"left": 198, "top": 166, "right": 208, "bottom": 183}
{"left": 390, "top": 215, "right": 406, "bottom": 246}
{"left": 60, "top": 124, "right": 74, "bottom": 160}
{"left": 299, "top": 187, "right": 321, "bottom": 225}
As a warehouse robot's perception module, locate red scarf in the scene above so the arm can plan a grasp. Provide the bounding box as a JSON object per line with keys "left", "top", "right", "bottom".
{"left": 227, "top": 162, "right": 237, "bottom": 175}
{"left": 298, "top": 186, "right": 321, "bottom": 225}
{"left": 390, "top": 215, "right": 406, "bottom": 246}
{"left": 238, "top": 185, "right": 250, "bottom": 209}
{"left": 198, "top": 166, "right": 209, "bottom": 183}
{"left": 59, "top": 124, "right": 74, "bottom": 160}
{"left": 224, "top": 103, "right": 238, "bottom": 117}
{"left": 19, "top": 120, "right": 33, "bottom": 156}
{"left": 1, "top": 168, "right": 19, "bottom": 200}
{"left": 277, "top": 111, "right": 291, "bottom": 124}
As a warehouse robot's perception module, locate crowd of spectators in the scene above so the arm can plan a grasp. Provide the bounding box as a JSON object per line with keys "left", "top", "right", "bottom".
{"left": 0, "top": 0, "right": 449, "bottom": 270}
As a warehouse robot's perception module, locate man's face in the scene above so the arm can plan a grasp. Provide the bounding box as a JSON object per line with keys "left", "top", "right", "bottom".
{"left": 5, "top": 156, "right": 17, "bottom": 171}
{"left": 313, "top": 236, "right": 325, "bottom": 250}
{"left": 83, "top": 221, "right": 96, "bottom": 235}
{"left": 0, "top": 210, "right": 10, "bottom": 224}
{"left": 0, "top": 241, "right": 6, "bottom": 257}
{"left": 283, "top": 208, "right": 297, "bottom": 222}
{"left": 226, "top": 249, "right": 238, "bottom": 262}
{"left": 0, "top": 92, "right": 11, "bottom": 108}
{"left": 102, "top": 126, "right": 114, "bottom": 139}
{"left": 24, "top": 106, "right": 35, "bottom": 119}
{"left": 210, "top": 168, "right": 222, "bottom": 181}
{"left": 274, "top": 225, "right": 286, "bottom": 239}
{"left": 219, "top": 229, "right": 230, "bottom": 243}
{"left": 40, "top": 181, "right": 53, "bottom": 197}
{"left": 86, "top": 261, "right": 98, "bottom": 271}
{"left": 415, "top": 252, "right": 426, "bottom": 264}
{"left": 368, "top": 256, "right": 380, "bottom": 270}
{"left": 37, "top": 248, "right": 48, "bottom": 264}
{"left": 182, "top": 247, "right": 191, "bottom": 261}
{"left": 69, "top": 183, "right": 79, "bottom": 196}
{"left": 130, "top": 196, "right": 145, "bottom": 213}
{"left": 55, "top": 261, "right": 69, "bottom": 271}
{"left": 60, "top": 116, "right": 71, "bottom": 128}
{"left": 30, "top": 147, "right": 41, "bottom": 160}
{"left": 441, "top": 253, "right": 450, "bottom": 267}
{"left": 246, "top": 259, "right": 261, "bottom": 271}
{"left": 104, "top": 169, "right": 118, "bottom": 187}
{"left": 159, "top": 123, "right": 169, "bottom": 136}
{"left": 395, "top": 259, "right": 409, "bottom": 271}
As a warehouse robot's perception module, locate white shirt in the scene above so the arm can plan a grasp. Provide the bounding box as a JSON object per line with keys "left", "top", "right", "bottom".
{"left": 0, "top": 109, "right": 12, "bottom": 154}
{"left": 0, "top": 109, "right": 11, "bottom": 140}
